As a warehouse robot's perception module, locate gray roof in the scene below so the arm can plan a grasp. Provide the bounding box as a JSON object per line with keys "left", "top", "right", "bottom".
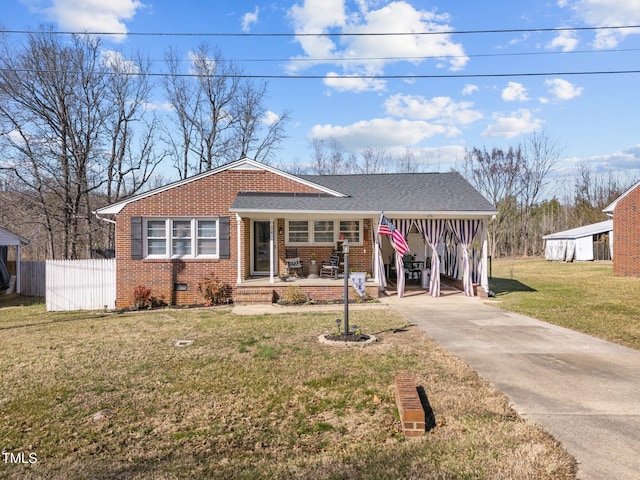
{"left": 542, "top": 220, "right": 613, "bottom": 240}
{"left": 231, "top": 172, "right": 497, "bottom": 216}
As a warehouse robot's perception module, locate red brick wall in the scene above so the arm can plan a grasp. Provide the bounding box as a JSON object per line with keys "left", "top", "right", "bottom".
{"left": 114, "top": 168, "right": 376, "bottom": 307}
{"left": 613, "top": 185, "right": 640, "bottom": 276}
{"left": 115, "top": 169, "right": 321, "bottom": 308}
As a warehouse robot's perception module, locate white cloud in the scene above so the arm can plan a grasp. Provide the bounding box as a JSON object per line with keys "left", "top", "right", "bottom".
{"left": 482, "top": 109, "right": 542, "bottom": 138}
{"left": 545, "top": 78, "right": 584, "bottom": 100}
{"left": 323, "top": 72, "right": 386, "bottom": 92}
{"left": 287, "top": 1, "right": 468, "bottom": 90}
{"left": 559, "top": 0, "right": 640, "bottom": 48}
{"left": 101, "top": 50, "right": 139, "bottom": 74}
{"left": 241, "top": 7, "right": 260, "bottom": 33}
{"left": 309, "top": 118, "right": 451, "bottom": 150}
{"left": 462, "top": 84, "right": 479, "bottom": 95}
{"left": 263, "top": 111, "right": 280, "bottom": 126}
{"left": 35, "top": 0, "right": 144, "bottom": 42}
{"left": 546, "top": 30, "right": 579, "bottom": 52}
{"left": 501, "top": 82, "right": 529, "bottom": 102}
{"left": 384, "top": 93, "right": 482, "bottom": 125}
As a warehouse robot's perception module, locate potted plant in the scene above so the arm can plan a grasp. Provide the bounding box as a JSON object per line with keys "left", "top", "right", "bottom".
{"left": 310, "top": 253, "right": 317, "bottom": 265}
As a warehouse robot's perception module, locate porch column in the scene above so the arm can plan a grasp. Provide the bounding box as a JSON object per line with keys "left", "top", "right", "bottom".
{"left": 235, "top": 214, "right": 242, "bottom": 284}
{"left": 373, "top": 218, "right": 380, "bottom": 284}
{"left": 480, "top": 219, "right": 489, "bottom": 293}
{"left": 16, "top": 244, "right": 22, "bottom": 294}
{"left": 269, "top": 218, "right": 275, "bottom": 284}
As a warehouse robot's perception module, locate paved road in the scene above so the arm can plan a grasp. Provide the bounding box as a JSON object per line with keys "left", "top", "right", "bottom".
{"left": 381, "top": 292, "right": 640, "bottom": 480}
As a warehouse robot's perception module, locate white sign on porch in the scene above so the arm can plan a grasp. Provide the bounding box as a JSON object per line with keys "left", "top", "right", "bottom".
{"left": 349, "top": 272, "right": 367, "bottom": 297}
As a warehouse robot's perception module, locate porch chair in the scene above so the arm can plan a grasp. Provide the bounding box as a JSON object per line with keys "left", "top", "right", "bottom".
{"left": 320, "top": 253, "right": 340, "bottom": 279}
{"left": 403, "top": 253, "right": 422, "bottom": 284}
{"left": 285, "top": 248, "right": 303, "bottom": 277}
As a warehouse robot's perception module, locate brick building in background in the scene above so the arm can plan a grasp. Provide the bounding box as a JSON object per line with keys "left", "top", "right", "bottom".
{"left": 604, "top": 180, "right": 640, "bottom": 276}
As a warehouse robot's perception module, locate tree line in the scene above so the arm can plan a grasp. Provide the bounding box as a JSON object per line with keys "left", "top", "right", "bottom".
{"left": 0, "top": 28, "right": 635, "bottom": 260}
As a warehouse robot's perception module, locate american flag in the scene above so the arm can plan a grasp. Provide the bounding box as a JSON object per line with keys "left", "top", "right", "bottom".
{"left": 377, "top": 214, "right": 410, "bottom": 256}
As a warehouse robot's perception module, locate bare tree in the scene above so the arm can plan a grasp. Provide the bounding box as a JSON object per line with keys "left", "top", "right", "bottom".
{"left": 230, "top": 80, "right": 290, "bottom": 164}
{"left": 358, "top": 147, "right": 388, "bottom": 173}
{"left": 163, "top": 44, "right": 288, "bottom": 173}
{"left": 309, "top": 138, "right": 353, "bottom": 175}
{"left": 394, "top": 148, "right": 419, "bottom": 173}
{"left": 519, "top": 130, "right": 560, "bottom": 255}
{"left": 465, "top": 146, "right": 524, "bottom": 256}
{"left": 0, "top": 28, "right": 160, "bottom": 258}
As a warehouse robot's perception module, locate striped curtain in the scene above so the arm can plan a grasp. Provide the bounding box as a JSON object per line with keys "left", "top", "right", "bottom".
{"left": 447, "top": 219, "right": 482, "bottom": 296}
{"left": 390, "top": 219, "right": 413, "bottom": 298}
{"left": 443, "top": 229, "right": 458, "bottom": 278}
{"left": 414, "top": 219, "right": 447, "bottom": 297}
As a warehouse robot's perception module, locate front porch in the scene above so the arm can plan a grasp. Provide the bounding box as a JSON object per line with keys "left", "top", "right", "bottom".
{"left": 235, "top": 275, "right": 381, "bottom": 304}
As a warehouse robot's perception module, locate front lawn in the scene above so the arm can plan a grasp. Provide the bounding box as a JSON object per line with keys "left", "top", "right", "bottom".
{"left": 490, "top": 258, "right": 640, "bottom": 350}
{"left": 0, "top": 301, "right": 575, "bottom": 479}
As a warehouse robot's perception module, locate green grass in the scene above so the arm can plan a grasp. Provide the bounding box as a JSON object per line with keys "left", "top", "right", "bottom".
{"left": 0, "top": 299, "right": 576, "bottom": 479}
{"left": 490, "top": 258, "right": 640, "bottom": 349}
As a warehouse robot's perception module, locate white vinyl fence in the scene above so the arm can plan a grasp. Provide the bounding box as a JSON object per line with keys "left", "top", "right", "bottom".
{"left": 46, "top": 259, "right": 116, "bottom": 311}
{"left": 20, "top": 261, "right": 46, "bottom": 297}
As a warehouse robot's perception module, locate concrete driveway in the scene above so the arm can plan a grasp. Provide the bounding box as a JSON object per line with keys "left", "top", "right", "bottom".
{"left": 381, "top": 291, "right": 640, "bottom": 480}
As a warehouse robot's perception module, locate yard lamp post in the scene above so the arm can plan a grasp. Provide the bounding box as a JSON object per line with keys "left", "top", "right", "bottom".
{"left": 342, "top": 239, "right": 350, "bottom": 337}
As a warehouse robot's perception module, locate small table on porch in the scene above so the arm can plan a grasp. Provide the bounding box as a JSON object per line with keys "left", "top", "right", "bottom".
{"left": 307, "top": 263, "right": 320, "bottom": 279}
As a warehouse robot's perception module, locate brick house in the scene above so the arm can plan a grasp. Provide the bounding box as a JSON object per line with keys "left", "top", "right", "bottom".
{"left": 96, "top": 158, "right": 497, "bottom": 308}
{"left": 604, "top": 179, "right": 640, "bottom": 276}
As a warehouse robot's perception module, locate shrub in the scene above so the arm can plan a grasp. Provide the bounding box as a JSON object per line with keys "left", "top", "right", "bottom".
{"left": 197, "top": 274, "right": 232, "bottom": 306}
{"left": 281, "top": 285, "right": 308, "bottom": 305}
{"left": 132, "top": 285, "right": 152, "bottom": 309}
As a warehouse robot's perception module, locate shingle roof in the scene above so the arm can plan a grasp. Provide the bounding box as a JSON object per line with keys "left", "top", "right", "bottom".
{"left": 230, "top": 171, "right": 497, "bottom": 215}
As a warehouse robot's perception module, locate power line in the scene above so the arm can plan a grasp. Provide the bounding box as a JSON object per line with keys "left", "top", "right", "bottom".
{"left": 197, "top": 47, "right": 640, "bottom": 64}
{"left": 2, "top": 24, "right": 640, "bottom": 38}
{"left": 2, "top": 67, "right": 639, "bottom": 79}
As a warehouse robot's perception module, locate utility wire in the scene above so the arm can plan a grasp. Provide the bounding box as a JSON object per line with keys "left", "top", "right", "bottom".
{"left": 2, "top": 67, "right": 639, "bottom": 79}
{"left": 168, "top": 47, "right": 640, "bottom": 64}
{"left": 2, "top": 24, "right": 640, "bottom": 38}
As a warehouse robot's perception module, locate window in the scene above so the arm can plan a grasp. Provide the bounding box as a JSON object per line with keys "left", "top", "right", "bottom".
{"left": 286, "top": 219, "right": 363, "bottom": 245}
{"left": 172, "top": 220, "right": 192, "bottom": 256}
{"left": 147, "top": 220, "right": 167, "bottom": 255}
{"left": 197, "top": 220, "right": 217, "bottom": 255}
{"left": 288, "top": 221, "right": 309, "bottom": 243}
{"left": 339, "top": 220, "right": 361, "bottom": 243}
{"left": 145, "top": 218, "right": 219, "bottom": 258}
{"left": 314, "top": 220, "right": 334, "bottom": 243}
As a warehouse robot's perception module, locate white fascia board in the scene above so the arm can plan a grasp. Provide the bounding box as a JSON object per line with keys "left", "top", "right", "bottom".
{"left": 95, "top": 158, "right": 348, "bottom": 215}
{"left": 230, "top": 208, "right": 499, "bottom": 217}
{"left": 603, "top": 178, "right": 640, "bottom": 214}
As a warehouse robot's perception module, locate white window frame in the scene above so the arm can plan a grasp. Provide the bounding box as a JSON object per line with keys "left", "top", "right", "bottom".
{"left": 144, "top": 218, "right": 220, "bottom": 259}
{"left": 339, "top": 220, "right": 362, "bottom": 244}
{"left": 285, "top": 219, "right": 363, "bottom": 246}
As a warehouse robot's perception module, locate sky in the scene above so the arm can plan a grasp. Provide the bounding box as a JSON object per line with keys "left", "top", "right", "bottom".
{"left": 3, "top": 0, "right": 640, "bottom": 196}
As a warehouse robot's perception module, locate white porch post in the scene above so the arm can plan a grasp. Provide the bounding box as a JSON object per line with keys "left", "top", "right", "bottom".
{"left": 269, "top": 219, "right": 275, "bottom": 284}
{"left": 235, "top": 214, "right": 242, "bottom": 284}
{"left": 373, "top": 217, "right": 379, "bottom": 284}
{"left": 480, "top": 219, "right": 489, "bottom": 293}
{"left": 16, "top": 244, "right": 22, "bottom": 294}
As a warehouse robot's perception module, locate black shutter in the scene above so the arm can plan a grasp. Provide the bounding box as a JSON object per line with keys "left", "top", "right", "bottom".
{"left": 131, "top": 216, "right": 143, "bottom": 259}
{"left": 219, "top": 216, "right": 230, "bottom": 259}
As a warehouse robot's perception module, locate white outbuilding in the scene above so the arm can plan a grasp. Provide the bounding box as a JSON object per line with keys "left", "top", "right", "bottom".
{"left": 0, "top": 226, "right": 30, "bottom": 294}
{"left": 543, "top": 220, "right": 613, "bottom": 262}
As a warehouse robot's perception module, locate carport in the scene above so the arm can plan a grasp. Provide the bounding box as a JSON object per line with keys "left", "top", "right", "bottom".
{"left": 0, "top": 226, "right": 30, "bottom": 294}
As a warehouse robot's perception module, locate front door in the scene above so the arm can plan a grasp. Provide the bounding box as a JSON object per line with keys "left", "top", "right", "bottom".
{"left": 253, "top": 221, "right": 271, "bottom": 274}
